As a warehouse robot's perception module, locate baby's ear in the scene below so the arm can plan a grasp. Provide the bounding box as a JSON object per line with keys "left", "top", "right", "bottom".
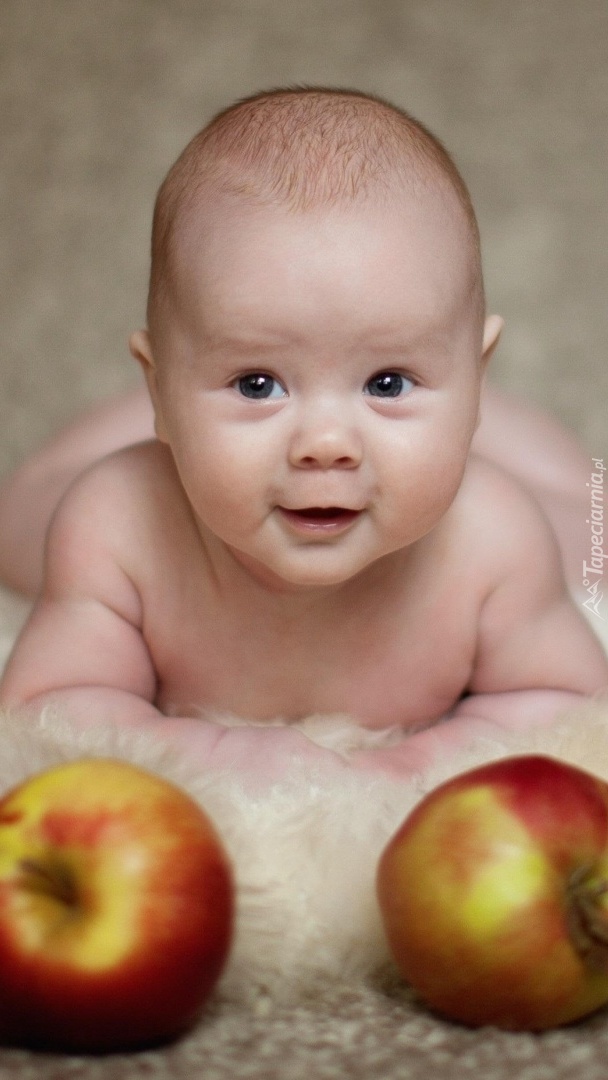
{"left": 129, "top": 330, "right": 169, "bottom": 443}
{"left": 481, "top": 314, "right": 504, "bottom": 370}
{"left": 474, "top": 315, "right": 504, "bottom": 432}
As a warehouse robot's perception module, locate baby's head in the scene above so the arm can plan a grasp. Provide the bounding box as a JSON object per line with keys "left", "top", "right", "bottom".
{"left": 131, "top": 88, "right": 503, "bottom": 589}
{"left": 145, "top": 86, "right": 485, "bottom": 341}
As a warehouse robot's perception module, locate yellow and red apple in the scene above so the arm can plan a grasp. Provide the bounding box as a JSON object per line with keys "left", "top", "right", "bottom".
{"left": 377, "top": 755, "right": 608, "bottom": 1030}
{"left": 0, "top": 758, "right": 234, "bottom": 1052}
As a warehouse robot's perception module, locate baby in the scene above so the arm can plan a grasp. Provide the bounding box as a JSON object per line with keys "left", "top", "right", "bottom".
{"left": 0, "top": 88, "right": 606, "bottom": 785}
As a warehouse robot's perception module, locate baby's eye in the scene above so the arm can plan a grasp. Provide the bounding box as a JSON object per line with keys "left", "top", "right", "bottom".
{"left": 236, "top": 373, "right": 286, "bottom": 400}
{"left": 365, "top": 371, "right": 415, "bottom": 398}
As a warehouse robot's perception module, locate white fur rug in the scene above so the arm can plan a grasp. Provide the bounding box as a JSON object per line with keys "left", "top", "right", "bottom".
{"left": 0, "top": 586, "right": 607, "bottom": 1013}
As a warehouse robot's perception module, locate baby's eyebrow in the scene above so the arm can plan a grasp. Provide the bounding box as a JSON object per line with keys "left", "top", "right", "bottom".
{"left": 205, "top": 339, "right": 289, "bottom": 357}
{"left": 202, "top": 329, "right": 455, "bottom": 359}
{"left": 360, "top": 328, "right": 454, "bottom": 357}
{"left": 199, "top": 328, "right": 306, "bottom": 353}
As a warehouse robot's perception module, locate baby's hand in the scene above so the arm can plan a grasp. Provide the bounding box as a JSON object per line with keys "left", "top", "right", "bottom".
{"left": 157, "top": 715, "right": 349, "bottom": 793}
{"left": 349, "top": 718, "right": 499, "bottom": 781}
{"left": 350, "top": 690, "right": 591, "bottom": 781}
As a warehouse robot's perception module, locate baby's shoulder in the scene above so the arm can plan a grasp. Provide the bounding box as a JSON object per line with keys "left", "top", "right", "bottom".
{"left": 40, "top": 439, "right": 201, "bottom": 617}
{"left": 54, "top": 440, "right": 179, "bottom": 520}
{"left": 45, "top": 441, "right": 189, "bottom": 574}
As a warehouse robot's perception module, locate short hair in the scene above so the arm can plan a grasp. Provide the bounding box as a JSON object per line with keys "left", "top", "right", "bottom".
{"left": 147, "top": 86, "right": 483, "bottom": 331}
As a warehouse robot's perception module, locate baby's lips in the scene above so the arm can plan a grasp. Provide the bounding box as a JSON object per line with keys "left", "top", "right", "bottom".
{"left": 280, "top": 505, "right": 363, "bottom": 519}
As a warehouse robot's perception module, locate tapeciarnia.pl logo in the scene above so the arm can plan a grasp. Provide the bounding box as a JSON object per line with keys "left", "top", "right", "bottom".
{"left": 582, "top": 458, "right": 606, "bottom": 620}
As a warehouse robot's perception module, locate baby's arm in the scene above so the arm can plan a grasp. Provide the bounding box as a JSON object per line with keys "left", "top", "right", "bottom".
{"left": 354, "top": 467, "right": 608, "bottom": 779}
{"left": 440, "top": 482, "right": 608, "bottom": 747}
{"left": 0, "top": 468, "right": 345, "bottom": 790}
{"left": 461, "top": 470, "right": 608, "bottom": 700}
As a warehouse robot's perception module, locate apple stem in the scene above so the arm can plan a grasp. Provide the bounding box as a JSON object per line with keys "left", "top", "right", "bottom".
{"left": 566, "top": 864, "right": 608, "bottom": 973}
{"left": 18, "top": 858, "right": 79, "bottom": 907}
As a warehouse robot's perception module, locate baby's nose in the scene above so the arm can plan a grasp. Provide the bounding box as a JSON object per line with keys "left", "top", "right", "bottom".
{"left": 288, "top": 408, "right": 362, "bottom": 470}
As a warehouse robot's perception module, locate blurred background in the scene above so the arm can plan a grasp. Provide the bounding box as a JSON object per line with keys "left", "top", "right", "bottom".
{"left": 1, "top": 0, "right": 606, "bottom": 473}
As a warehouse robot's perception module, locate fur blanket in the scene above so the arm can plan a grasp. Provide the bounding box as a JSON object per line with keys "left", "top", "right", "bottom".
{"left": 0, "top": 587, "right": 607, "bottom": 1015}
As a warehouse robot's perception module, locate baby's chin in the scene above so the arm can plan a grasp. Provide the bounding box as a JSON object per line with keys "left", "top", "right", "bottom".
{"left": 229, "top": 544, "right": 400, "bottom": 594}
{"left": 245, "top": 561, "right": 362, "bottom": 594}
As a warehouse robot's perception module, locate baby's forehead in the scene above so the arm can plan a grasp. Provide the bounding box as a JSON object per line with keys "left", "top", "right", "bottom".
{"left": 162, "top": 197, "right": 479, "bottom": 361}
{"left": 168, "top": 179, "right": 475, "bottom": 298}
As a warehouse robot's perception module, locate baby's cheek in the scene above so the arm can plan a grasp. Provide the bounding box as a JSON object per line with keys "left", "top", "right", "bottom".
{"left": 386, "top": 454, "right": 466, "bottom": 540}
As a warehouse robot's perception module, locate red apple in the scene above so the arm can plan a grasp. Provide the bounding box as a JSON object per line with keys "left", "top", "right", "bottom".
{"left": 377, "top": 755, "right": 608, "bottom": 1030}
{"left": 0, "top": 758, "right": 234, "bottom": 1052}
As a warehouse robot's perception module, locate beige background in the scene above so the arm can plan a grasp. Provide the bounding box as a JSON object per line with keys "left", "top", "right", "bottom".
{"left": 1, "top": 0, "right": 606, "bottom": 482}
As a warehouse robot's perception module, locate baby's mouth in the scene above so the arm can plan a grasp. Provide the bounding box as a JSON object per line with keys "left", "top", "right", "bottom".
{"left": 278, "top": 506, "right": 361, "bottom": 532}
{"left": 296, "top": 507, "right": 349, "bottom": 519}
